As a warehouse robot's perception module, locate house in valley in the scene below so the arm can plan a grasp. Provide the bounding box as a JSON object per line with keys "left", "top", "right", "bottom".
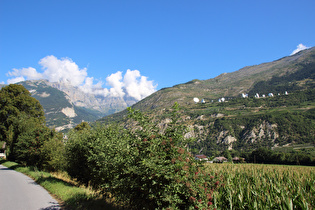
{"left": 195, "top": 154, "right": 208, "bottom": 161}
{"left": 212, "top": 156, "right": 228, "bottom": 163}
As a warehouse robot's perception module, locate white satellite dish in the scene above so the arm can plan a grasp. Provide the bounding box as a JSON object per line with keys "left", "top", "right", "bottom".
{"left": 193, "top": 97, "right": 199, "bottom": 103}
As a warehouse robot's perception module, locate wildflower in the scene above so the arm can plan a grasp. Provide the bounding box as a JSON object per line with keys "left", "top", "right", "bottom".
{"left": 182, "top": 165, "right": 189, "bottom": 171}
{"left": 189, "top": 196, "right": 196, "bottom": 202}
{"left": 178, "top": 148, "right": 185, "bottom": 154}
{"left": 208, "top": 201, "right": 213, "bottom": 206}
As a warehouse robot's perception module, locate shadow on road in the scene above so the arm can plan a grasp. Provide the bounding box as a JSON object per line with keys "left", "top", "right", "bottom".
{"left": 0, "top": 166, "right": 13, "bottom": 170}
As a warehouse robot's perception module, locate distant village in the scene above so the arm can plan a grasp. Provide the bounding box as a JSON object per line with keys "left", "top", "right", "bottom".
{"left": 195, "top": 154, "right": 245, "bottom": 163}
{"left": 193, "top": 91, "right": 289, "bottom": 104}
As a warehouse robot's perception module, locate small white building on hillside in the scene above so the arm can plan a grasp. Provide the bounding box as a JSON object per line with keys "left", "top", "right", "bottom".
{"left": 218, "top": 97, "right": 225, "bottom": 102}
{"left": 242, "top": 93, "right": 248, "bottom": 98}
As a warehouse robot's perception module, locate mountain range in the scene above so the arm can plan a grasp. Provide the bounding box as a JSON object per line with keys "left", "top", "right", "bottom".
{"left": 6, "top": 79, "right": 136, "bottom": 131}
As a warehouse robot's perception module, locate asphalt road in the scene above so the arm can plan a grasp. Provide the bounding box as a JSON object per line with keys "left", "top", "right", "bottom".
{"left": 0, "top": 164, "right": 60, "bottom": 210}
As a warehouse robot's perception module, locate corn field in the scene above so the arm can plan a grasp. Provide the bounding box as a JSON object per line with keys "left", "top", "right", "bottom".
{"left": 205, "top": 163, "right": 315, "bottom": 209}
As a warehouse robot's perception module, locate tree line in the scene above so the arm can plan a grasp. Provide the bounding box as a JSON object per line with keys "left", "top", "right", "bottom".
{"left": 244, "top": 147, "right": 315, "bottom": 166}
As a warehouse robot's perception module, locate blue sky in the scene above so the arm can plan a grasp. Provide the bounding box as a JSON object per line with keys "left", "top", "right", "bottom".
{"left": 1, "top": 0, "right": 314, "bottom": 100}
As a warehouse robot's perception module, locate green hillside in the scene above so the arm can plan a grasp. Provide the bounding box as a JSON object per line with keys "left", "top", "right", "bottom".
{"left": 99, "top": 48, "right": 315, "bottom": 156}
{"left": 100, "top": 47, "right": 315, "bottom": 122}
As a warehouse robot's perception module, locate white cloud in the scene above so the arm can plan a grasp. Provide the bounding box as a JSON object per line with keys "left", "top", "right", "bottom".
{"left": 124, "top": 69, "right": 156, "bottom": 100}
{"left": 79, "top": 77, "right": 110, "bottom": 97}
{"left": 7, "top": 67, "right": 42, "bottom": 81}
{"left": 7, "top": 76, "right": 25, "bottom": 84}
{"left": 106, "top": 71, "right": 125, "bottom": 97}
{"left": 80, "top": 70, "right": 156, "bottom": 100}
{"left": 40, "top": 55, "right": 87, "bottom": 86}
{"left": 6, "top": 55, "right": 157, "bottom": 101}
{"left": 290, "top": 44, "right": 310, "bottom": 55}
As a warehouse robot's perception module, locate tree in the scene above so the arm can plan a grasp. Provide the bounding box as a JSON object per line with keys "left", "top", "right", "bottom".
{"left": 41, "top": 131, "right": 66, "bottom": 171}
{"left": 222, "top": 149, "right": 233, "bottom": 162}
{"left": 250, "top": 147, "right": 273, "bottom": 164}
{"left": 74, "top": 121, "right": 91, "bottom": 132}
{"left": 0, "top": 84, "right": 45, "bottom": 160}
{"left": 14, "top": 119, "right": 52, "bottom": 167}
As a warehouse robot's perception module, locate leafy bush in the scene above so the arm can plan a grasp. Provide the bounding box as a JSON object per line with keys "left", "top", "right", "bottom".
{"left": 41, "top": 134, "right": 66, "bottom": 171}
{"left": 65, "top": 127, "right": 95, "bottom": 185}
{"left": 66, "top": 103, "right": 221, "bottom": 209}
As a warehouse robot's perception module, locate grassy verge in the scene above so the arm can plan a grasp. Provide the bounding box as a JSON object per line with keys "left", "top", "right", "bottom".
{"left": 0, "top": 160, "right": 123, "bottom": 210}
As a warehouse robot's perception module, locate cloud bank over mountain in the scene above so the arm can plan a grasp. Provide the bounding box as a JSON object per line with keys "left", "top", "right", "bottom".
{"left": 6, "top": 55, "right": 157, "bottom": 101}
{"left": 291, "top": 44, "right": 310, "bottom": 55}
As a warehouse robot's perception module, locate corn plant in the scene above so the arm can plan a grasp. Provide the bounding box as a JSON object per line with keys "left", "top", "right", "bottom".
{"left": 205, "top": 163, "right": 315, "bottom": 209}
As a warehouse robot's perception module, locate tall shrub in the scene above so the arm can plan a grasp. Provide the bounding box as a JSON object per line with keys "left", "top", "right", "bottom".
{"left": 113, "top": 103, "right": 220, "bottom": 209}
{"left": 66, "top": 103, "right": 221, "bottom": 209}
{"left": 65, "top": 127, "right": 94, "bottom": 185}
{"left": 41, "top": 133, "right": 66, "bottom": 171}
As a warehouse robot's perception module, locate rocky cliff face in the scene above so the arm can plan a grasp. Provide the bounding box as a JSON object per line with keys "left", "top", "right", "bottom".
{"left": 158, "top": 115, "right": 280, "bottom": 151}
{"left": 243, "top": 121, "right": 278, "bottom": 143}
{"left": 48, "top": 81, "right": 137, "bottom": 115}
